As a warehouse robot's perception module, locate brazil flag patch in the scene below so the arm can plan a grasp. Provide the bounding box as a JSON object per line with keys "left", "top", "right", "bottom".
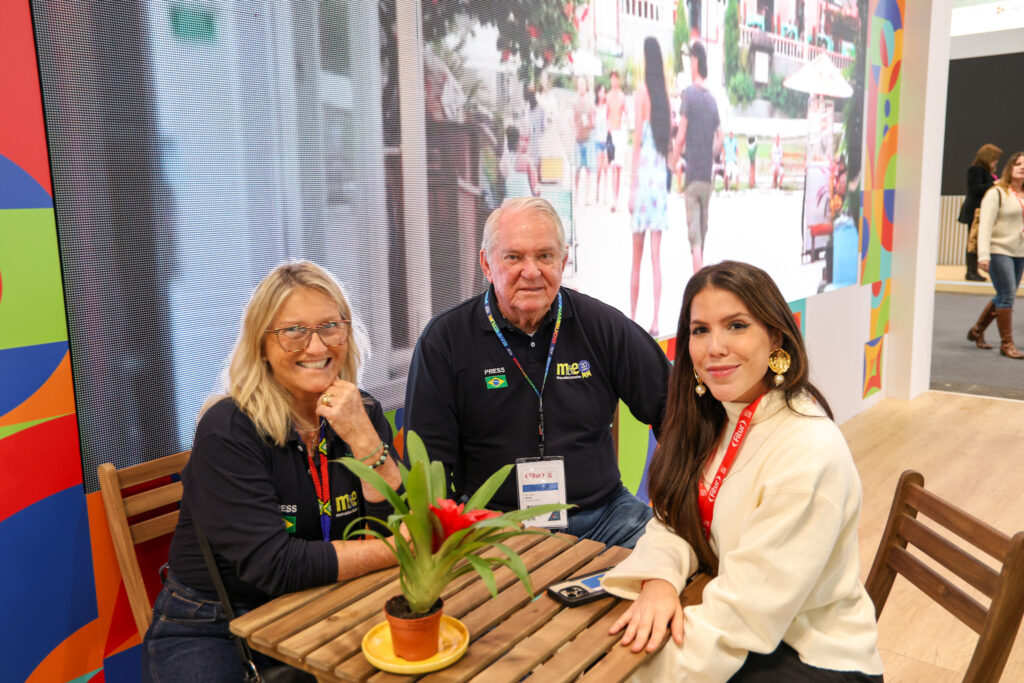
{"left": 282, "top": 516, "right": 296, "bottom": 534}
{"left": 485, "top": 374, "right": 508, "bottom": 390}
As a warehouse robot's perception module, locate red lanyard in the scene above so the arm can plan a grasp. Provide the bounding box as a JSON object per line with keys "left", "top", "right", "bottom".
{"left": 305, "top": 422, "right": 331, "bottom": 542}
{"left": 698, "top": 394, "right": 763, "bottom": 539}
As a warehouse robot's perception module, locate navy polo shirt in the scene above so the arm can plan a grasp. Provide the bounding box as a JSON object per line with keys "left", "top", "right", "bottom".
{"left": 405, "top": 285, "right": 670, "bottom": 512}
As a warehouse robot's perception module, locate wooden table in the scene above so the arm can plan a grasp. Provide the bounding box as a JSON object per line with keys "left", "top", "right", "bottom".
{"left": 230, "top": 533, "right": 710, "bottom": 682}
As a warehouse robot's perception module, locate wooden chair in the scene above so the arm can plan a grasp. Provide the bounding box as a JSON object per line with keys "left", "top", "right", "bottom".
{"left": 865, "top": 470, "right": 1024, "bottom": 682}
{"left": 97, "top": 451, "right": 190, "bottom": 637}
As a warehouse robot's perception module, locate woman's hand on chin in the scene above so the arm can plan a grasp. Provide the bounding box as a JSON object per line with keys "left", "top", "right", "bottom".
{"left": 315, "top": 380, "right": 378, "bottom": 454}
{"left": 608, "top": 578, "right": 684, "bottom": 653}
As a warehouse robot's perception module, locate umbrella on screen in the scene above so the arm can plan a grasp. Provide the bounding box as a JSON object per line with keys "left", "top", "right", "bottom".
{"left": 783, "top": 54, "right": 853, "bottom": 99}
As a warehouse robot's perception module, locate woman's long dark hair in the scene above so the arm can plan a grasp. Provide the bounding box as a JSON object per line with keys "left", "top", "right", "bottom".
{"left": 647, "top": 261, "right": 832, "bottom": 574}
{"left": 644, "top": 37, "right": 671, "bottom": 157}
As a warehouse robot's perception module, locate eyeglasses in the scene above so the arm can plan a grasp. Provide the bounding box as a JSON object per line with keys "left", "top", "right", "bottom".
{"left": 266, "top": 320, "right": 351, "bottom": 353}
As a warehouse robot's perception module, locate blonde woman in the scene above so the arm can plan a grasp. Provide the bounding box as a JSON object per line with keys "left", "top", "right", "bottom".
{"left": 142, "top": 261, "right": 402, "bottom": 681}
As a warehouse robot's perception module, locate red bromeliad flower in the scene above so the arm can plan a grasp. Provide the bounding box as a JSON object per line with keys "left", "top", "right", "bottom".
{"left": 527, "top": 24, "right": 539, "bottom": 39}
{"left": 429, "top": 498, "right": 500, "bottom": 552}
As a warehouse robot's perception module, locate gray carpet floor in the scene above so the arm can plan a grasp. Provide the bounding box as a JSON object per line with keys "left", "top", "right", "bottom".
{"left": 931, "top": 292, "right": 1024, "bottom": 400}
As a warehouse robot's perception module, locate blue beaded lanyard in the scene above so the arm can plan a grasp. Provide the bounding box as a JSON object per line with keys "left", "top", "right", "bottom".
{"left": 483, "top": 290, "right": 562, "bottom": 457}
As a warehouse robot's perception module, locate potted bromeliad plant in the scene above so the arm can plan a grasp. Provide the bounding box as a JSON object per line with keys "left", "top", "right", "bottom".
{"left": 341, "top": 431, "right": 569, "bottom": 662}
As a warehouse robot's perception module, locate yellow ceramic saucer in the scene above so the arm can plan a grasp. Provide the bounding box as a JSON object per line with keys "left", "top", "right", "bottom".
{"left": 361, "top": 615, "right": 469, "bottom": 674}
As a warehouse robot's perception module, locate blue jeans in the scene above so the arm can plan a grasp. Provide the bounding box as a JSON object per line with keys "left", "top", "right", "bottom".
{"left": 565, "top": 484, "right": 653, "bottom": 549}
{"left": 988, "top": 254, "right": 1024, "bottom": 309}
{"left": 575, "top": 140, "right": 594, "bottom": 171}
{"left": 141, "top": 568, "right": 311, "bottom": 682}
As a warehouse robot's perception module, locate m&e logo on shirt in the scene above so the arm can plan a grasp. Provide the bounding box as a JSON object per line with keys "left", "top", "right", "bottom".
{"left": 483, "top": 366, "right": 507, "bottom": 389}
{"left": 556, "top": 359, "right": 592, "bottom": 380}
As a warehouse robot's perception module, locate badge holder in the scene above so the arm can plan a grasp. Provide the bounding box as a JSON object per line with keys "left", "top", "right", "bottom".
{"left": 515, "top": 456, "right": 568, "bottom": 529}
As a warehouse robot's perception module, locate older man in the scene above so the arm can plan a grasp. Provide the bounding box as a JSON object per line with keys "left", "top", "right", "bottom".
{"left": 405, "top": 197, "right": 669, "bottom": 548}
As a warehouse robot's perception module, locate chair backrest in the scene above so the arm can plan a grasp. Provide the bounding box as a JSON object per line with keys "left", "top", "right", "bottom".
{"left": 865, "top": 470, "right": 1024, "bottom": 682}
{"left": 97, "top": 451, "right": 190, "bottom": 637}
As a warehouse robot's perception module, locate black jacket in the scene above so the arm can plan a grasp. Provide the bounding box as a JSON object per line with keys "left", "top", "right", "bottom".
{"left": 167, "top": 395, "right": 397, "bottom": 605}
{"left": 405, "top": 285, "right": 670, "bottom": 512}
{"left": 958, "top": 164, "right": 995, "bottom": 225}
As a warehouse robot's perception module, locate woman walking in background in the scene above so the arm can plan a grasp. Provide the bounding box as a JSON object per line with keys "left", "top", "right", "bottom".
{"left": 973, "top": 151, "right": 1024, "bottom": 358}
{"left": 628, "top": 37, "right": 671, "bottom": 337}
{"left": 958, "top": 144, "right": 1001, "bottom": 282}
{"left": 593, "top": 83, "right": 610, "bottom": 206}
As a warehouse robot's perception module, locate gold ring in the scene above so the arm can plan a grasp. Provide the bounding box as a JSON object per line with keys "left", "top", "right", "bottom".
{"left": 321, "top": 394, "right": 333, "bottom": 407}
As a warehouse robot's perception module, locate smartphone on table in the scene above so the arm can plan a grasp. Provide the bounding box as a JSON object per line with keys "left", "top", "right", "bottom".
{"left": 546, "top": 568, "right": 611, "bottom": 606}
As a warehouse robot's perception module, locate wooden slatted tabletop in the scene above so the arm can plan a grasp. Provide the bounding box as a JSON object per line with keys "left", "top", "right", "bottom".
{"left": 230, "top": 533, "right": 709, "bottom": 682}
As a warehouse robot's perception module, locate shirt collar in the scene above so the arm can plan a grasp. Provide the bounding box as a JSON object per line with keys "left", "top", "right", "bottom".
{"left": 477, "top": 284, "right": 572, "bottom": 333}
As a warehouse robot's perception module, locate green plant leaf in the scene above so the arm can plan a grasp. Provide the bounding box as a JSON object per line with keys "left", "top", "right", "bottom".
{"left": 404, "top": 430, "right": 430, "bottom": 470}
{"left": 463, "top": 463, "right": 514, "bottom": 511}
{"left": 429, "top": 459, "right": 447, "bottom": 502}
{"left": 493, "top": 542, "right": 532, "bottom": 589}
{"left": 465, "top": 554, "right": 498, "bottom": 598}
{"left": 338, "top": 458, "right": 408, "bottom": 515}
{"left": 403, "top": 460, "right": 435, "bottom": 559}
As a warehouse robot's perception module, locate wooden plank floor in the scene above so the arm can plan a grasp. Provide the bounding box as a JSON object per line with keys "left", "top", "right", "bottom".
{"left": 842, "top": 390, "right": 1024, "bottom": 682}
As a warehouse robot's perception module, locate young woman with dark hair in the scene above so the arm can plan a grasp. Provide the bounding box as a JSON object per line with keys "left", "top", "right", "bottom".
{"left": 604, "top": 261, "right": 884, "bottom": 681}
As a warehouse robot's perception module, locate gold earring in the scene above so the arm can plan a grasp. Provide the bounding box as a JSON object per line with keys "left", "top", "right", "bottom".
{"left": 694, "top": 368, "right": 706, "bottom": 396}
{"left": 768, "top": 348, "right": 791, "bottom": 386}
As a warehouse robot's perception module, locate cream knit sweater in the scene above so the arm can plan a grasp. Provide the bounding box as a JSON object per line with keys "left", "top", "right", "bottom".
{"left": 603, "top": 390, "right": 883, "bottom": 682}
{"left": 978, "top": 186, "right": 1024, "bottom": 262}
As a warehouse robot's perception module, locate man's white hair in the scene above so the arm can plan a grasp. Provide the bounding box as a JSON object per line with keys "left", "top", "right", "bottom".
{"left": 481, "top": 196, "right": 566, "bottom": 257}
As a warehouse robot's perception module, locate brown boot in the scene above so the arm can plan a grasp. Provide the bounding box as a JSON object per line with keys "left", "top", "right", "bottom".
{"left": 995, "top": 308, "right": 1024, "bottom": 359}
{"left": 967, "top": 301, "right": 996, "bottom": 349}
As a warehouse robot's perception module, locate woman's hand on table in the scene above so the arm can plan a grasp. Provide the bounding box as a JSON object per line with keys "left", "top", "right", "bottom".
{"left": 608, "top": 578, "right": 684, "bottom": 653}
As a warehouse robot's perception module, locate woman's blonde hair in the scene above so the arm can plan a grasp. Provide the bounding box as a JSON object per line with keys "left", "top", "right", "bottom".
{"left": 203, "top": 261, "right": 363, "bottom": 446}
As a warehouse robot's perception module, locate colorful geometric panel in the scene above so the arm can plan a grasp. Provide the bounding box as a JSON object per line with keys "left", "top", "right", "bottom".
{"left": 101, "top": 645, "right": 143, "bottom": 683}
{"left": 0, "top": 0, "right": 53, "bottom": 198}
{"left": 864, "top": 0, "right": 903, "bottom": 192}
{"left": 656, "top": 336, "right": 677, "bottom": 363}
{"left": 0, "top": 413, "right": 82, "bottom": 524}
{"left": 860, "top": 189, "right": 894, "bottom": 285}
{"left": 788, "top": 299, "right": 807, "bottom": 337}
{"left": 870, "top": 279, "right": 892, "bottom": 338}
{"left": 0, "top": 485, "right": 97, "bottom": 683}
{"left": 618, "top": 399, "right": 656, "bottom": 498}
{"left": 633, "top": 428, "right": 658, "bottom": 504}
{"left": 386, "top": 406, "right": 404, "bottom": 458}
{"left": 863, "top": 336, "right": 885, "bottom": 398}
{"left": 0, "top": 349, "right": 75, "bottom": 436}
{"left": 0, "top": 341, "right": 69, "bottom": 419}
{"left": 861, "top": 0, "right": 902, "bottom": 292}
{"left": 0, "top": 209, "right": 68, "bottom": 350}
{"left": 0, "top": 153, "right": 53, "bottom": 209}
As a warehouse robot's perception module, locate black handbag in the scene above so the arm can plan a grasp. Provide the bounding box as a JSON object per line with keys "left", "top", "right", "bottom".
{"left": 606, "top": 131, "right": 615, "bottom": 162}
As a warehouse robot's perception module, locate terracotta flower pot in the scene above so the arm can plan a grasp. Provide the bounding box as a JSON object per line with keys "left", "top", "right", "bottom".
{"left": 384, "top": 596, "right": 443, "bottom": 661}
